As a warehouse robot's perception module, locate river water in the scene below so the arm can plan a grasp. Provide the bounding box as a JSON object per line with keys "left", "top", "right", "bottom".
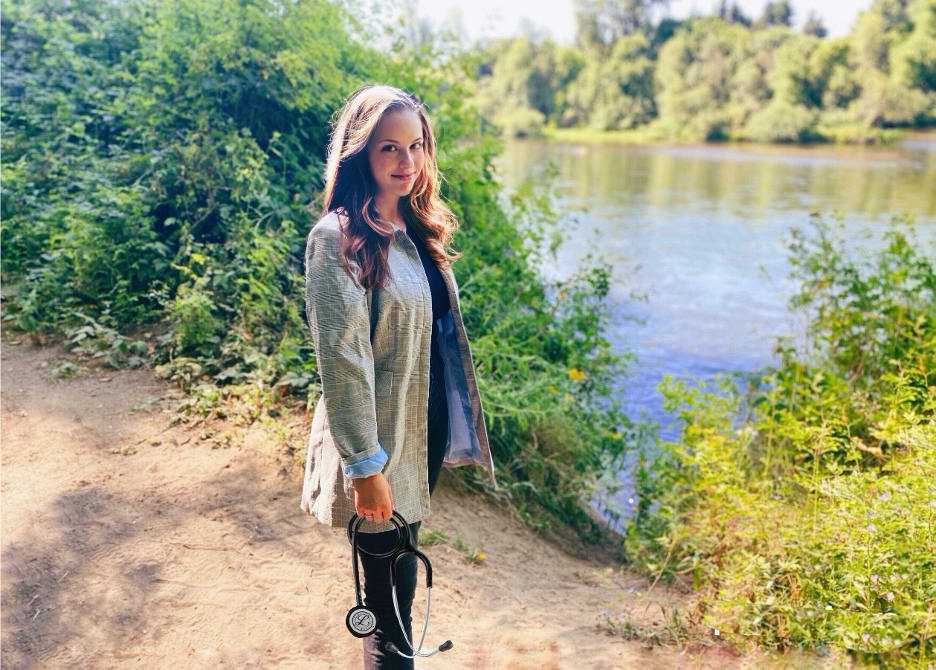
{"left": 492, "top": 133, "right": 936, "bottom": 526}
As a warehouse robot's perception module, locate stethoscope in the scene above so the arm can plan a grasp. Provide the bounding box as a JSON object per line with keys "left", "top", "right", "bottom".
{"left": 345, "top": 510, "right": 454, "bottom": 658}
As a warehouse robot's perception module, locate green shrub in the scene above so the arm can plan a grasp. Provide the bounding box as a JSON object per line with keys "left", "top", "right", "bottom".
{"left": 854, "top": 72, "right": 932, "bottom": 127}
{"left": 169, "top": 286, "right": 224, "bottom": 351}
{"left": 493, "top": 105, "right": 547, "bottom": 138}
{"left": 686, "top": 109, "right": 732, "bottom": 141}
{"left": 627, "top": 213, "right": 936, "bottom": 664}
{"left": 741, "top": 100, "right": 818, "bottom": 142}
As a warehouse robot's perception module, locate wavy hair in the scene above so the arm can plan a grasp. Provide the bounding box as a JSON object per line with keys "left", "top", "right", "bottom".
{"left": 320, "top": 84, "right": 462, "bottom": 291}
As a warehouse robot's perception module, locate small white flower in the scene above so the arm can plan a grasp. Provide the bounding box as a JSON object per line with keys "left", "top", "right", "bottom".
{"left": 713, "top": 628, "right": 721, "bottom": 636}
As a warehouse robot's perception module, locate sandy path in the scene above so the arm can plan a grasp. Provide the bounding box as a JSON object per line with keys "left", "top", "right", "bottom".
{"left": 1, "top": 332, "right": 692, "bottom": 668}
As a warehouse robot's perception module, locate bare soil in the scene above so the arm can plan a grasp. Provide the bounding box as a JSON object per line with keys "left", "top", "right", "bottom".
{"left": 1, "top": 330, "right": 751, "bottom": 668}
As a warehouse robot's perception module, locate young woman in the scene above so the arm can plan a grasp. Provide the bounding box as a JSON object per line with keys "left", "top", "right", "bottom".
{"left": 299, "top": 84, "right": 497, "bottom": 668}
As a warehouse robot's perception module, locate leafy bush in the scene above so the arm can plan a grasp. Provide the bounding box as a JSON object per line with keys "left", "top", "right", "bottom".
{"left": 854, "top": 71, "right": 932, "bottom": 127}
{"left": 1, "top": 0, "right": 638, "bottom": 540}
{"left": 169, "top": 286, "right": 224, "bottom": 351}
{"left": 686, "top": 109, "right": 732, "bottom": 141}
{"left": 493, "top": 105, "right": 547, "bottom": 138}
{"left": 741, "top": 100, "right": 818, "bottom": 142}
{"left": 627, "top": 213, "right": 936, "bottom": 664}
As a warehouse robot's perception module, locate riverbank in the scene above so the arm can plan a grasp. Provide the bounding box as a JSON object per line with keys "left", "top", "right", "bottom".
{"left": 537, "top": 124, "right": 925, "bottom": 146}
{"left": 1, "top": 328, "right": 704, "bottom": 668}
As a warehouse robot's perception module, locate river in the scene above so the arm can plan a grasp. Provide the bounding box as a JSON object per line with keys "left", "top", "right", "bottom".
{"left": 492, "top": 132, "right": 936, "bottom": 526}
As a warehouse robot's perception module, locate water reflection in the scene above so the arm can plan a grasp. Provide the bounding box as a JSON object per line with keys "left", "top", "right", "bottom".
{"left": 498, "top": 136, "right": 936, "bottom": 222}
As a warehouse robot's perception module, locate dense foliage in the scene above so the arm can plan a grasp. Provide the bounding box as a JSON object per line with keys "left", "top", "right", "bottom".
{"left": 1, "top": 0, "right": 637, "bottom": 538}
{"left": 465, "top": 0, "right": 936, "bottom": 142}
{"left": 626, "top": 213, "right": 935, "bottom": 663}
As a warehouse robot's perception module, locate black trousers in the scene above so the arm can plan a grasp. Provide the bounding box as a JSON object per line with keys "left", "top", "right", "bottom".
{"left": 357, "top": 361, "right": 448, "bottom": 669}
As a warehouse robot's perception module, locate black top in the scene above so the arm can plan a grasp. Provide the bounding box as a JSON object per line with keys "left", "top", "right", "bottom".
{"left": 405, "top": 226, "right": 450, "bottom": 391}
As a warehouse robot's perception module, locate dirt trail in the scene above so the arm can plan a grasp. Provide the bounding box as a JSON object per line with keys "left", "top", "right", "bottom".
{"left": 2, "top": 331, "right": 698, "bottom": 668}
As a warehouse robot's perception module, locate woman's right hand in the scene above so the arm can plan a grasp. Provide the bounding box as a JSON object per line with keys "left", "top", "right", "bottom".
{"left": 351, "top": 471, "right": 394, "bottom": 522}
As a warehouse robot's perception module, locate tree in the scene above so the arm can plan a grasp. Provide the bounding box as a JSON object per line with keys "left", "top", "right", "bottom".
{"left": 574, "top": 0, "right": 672, "bottom": 53}
{"left": 756, "top": 0, "right": 794, "bottom": 28}
{"left": 654, "top": 17, "right": 750, "bottom": 139}
{"left": 564, "top": 32, "right": 656, "bottom": 129}
{"left": 803, "top": 10, "right": 827, "bottom": 37}
{"left": 716, "top": 0, "right": 752, "bottom": 26}
{"left": 890, "top": 0, "right": 936, "bottom": 92}
{"left": 852, "top": 7, "right": 890, "bottom": 72}
{"left": 871, "top": 0, "right": 911, "bottom": 32}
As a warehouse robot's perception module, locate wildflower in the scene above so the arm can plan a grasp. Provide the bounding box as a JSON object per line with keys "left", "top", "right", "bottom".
{"left": 867, "top": 522, "right": 876, "bottom": 532}
{"left": 879, "top": 491, "right": 890, "bottom": 501}
{"left": 628, "top": 497, "right": 635, "bottom": 505}
{"left": 568, "top": 367, "right": 587, "bottom": 380}
{"left": 825, "top": 604, "right": 833, "bottom": 610}
{"left": 862, "top": 633, "right": 870, "bottom": 643}
{"left": 871, "top": 573, "right": 879, "bottom": 583}
{"left": 713, "top": 628, "right": 721, "bottom": 636}
{"left": 884, "top": 592, "right": 894, "bottom": 601}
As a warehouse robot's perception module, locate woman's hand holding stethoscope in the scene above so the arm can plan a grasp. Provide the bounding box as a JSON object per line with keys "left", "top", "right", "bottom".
{"left": 351, "top": 471, "right": 394, "bottom": 522}
{"left": 346, "top": 509, "right": 454, "bottom": 658}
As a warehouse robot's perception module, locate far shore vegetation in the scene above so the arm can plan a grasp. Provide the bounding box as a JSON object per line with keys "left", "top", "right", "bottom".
{"left": 538, "top": 123, "right": 914, "bottom": 145}
{"left": 460, "top": 0, "right": 935, "bottom": 144}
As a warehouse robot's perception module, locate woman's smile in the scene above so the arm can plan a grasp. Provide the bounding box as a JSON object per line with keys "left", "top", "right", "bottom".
{"left": 366, "top": 108, "right": 426, "bottom": 214}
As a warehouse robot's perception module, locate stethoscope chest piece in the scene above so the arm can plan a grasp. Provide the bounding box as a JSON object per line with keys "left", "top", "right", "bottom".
{"left": 346, "top": 604, "right": 379, "bottom": 638}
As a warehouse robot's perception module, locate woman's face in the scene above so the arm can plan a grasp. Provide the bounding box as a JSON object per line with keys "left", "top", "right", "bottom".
{"left": 365, "top": 108, "right": 425, "bottom": 205}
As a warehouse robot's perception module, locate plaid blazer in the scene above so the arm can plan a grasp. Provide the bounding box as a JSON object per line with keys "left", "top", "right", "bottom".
{"left": 299, "top": 211, "right": 498, "bottom": 533}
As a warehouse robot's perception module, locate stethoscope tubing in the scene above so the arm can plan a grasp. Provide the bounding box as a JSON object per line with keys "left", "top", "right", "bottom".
{"left": 392, "top": 582, "right": 440, "bottom": 657}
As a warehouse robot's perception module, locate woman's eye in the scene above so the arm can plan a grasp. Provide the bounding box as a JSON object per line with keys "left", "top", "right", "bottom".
{"left": 382, "top": 145, "right": 395, "bottom": 151}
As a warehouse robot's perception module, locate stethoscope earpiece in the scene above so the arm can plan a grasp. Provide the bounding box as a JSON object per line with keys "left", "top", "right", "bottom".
{"left": 346, "top": 510, "right": 453, "bottom": 658}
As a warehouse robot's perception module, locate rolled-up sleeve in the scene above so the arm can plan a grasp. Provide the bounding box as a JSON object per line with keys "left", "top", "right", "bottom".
{"left": 304, "top": 223, "right": 387, "bottom": 479}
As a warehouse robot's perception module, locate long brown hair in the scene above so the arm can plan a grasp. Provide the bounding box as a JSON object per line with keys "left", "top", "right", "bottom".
{"left": 320, "top": 84, "right": 462, "bottom": 290}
